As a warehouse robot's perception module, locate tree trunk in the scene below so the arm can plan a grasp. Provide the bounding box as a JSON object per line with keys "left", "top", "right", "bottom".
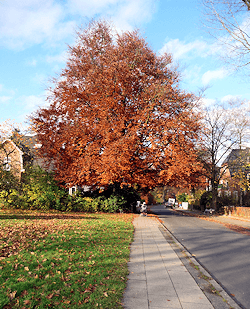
{"left": 211, "top": 185, "right": 218, "bottom": 211}
{"left": 162, "top": 186, "right": 167, "bottom": 204}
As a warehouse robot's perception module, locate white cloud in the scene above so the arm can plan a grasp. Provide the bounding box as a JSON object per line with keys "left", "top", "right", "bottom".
{"left": 221, "top": 94, "right": 241, "bottom": 103}
{"left": 182, "top": 65, "right": 203, "bottom": 85}
{"left": 68, "top": 0, "right": 157, "bottom": 29}
{"left": 20, "top": 95, "right": 46, "bottom": 111}
{"left": 201, "top": 68, "right": 228, "bottom": 86}
{"left": 111, "top": 0, "right": 158, "bottom": 32}
{"left": 0, "top": 96, "right": 12, "bottom": 104}
{"left": 200, "top": 97, "right": 216, "bottom": 108}
{"left": 159, "top": 38, "right": 208, "bottom": 60}
{"left": 27, "top": 59, "right": 37, "bottom": 67}
{"left": 13, "top": 94, "right": 50, "bottom": 125}
{"left": 67, "top": 0, "right": 119, "bottom": 16}
{"left": 46, "top": 52, "right": 68, "bottom": 64}
{"left": 0, "top": 0, "right": 157, "bottom": 50}
{"left": 158, "top": 36, "right": 226, "bottom": 63}
{"left": 4, "top": 94, "right": 47, "bottom": 123}
{"left": 0, "top": 0, "right": 76, "bottom": 49}
{"left": 32, "top": 74, "right": 49, "bottom": 87}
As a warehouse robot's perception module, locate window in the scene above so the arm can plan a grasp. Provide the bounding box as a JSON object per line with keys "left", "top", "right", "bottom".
{"left": 69, "top": 186, "right": 77, "bottom": 195}
{"left": 3, "top": 157, "right": 11, "bottom": 171}
{"left": 34, "top": 143, "right": 42, "bottom": 149}
{"left": 233, "top": 191, "right": 238, "bottom": 201}
{"left": 225, "top": 180, "right": 229, "bottom": 189}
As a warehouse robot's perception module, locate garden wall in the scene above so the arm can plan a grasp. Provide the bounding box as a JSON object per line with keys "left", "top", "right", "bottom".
{"left": 223, "top": 206, "right": 250, "bottom": 218}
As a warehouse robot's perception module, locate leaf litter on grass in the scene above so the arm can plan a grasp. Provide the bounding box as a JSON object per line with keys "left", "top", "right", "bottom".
{"left": 0, "top": 210, "right": 134, "bottom": 308}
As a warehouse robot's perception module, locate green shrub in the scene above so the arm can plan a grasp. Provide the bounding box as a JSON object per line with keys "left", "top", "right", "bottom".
{"left": 0, "top": 189, "right": 19, "bottom": 208}
{"left": 1, "top": 166, "right": 69, "bottom": 211}
{"left": 188, "top": 189, "right": 205, "bottom": 210}
{"left": 74, "top": 197, "right": 94, "bottom": 212}
{"left": 98, "top": 195, "right": 126, "bottom": 213}
{"left": 200, "top": 191, "right": 213, "bottom": 209}
{"left": 177, "top": 193, "right": 189, "bottom": 202}
{"left": 1, "top": 167, "right": 138, "bottom": 213}
{"left": 217, "top": 194, "right": 236, "bottom": 208}
{"left": 0, "top": 169, "right": 22, "bottom": 208}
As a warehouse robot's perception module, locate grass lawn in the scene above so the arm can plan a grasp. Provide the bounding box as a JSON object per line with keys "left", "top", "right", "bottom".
{"left": 0, "top": 210, "right": 135, "bottom": 308}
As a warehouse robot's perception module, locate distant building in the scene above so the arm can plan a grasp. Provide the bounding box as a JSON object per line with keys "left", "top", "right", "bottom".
{"left": 0, "top": 135, "right": 53, "bottom": 179}
{"left": 0, "top": 139, "right": 24, "bottom": 179}
{"left": 220, "top": 148, "right": 250, "bottom": 204}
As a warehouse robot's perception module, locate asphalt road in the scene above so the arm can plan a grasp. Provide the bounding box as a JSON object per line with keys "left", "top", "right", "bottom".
{"left": 151, "top": 205, "right": 250, "bottom": 309}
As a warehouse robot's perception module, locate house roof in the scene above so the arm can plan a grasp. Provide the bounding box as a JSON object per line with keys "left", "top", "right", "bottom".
{"left": 1, "top": 138, "right": 23, "bottom": 155}
{"left": 223, "top": 148, "right": 250, "bottom": 177}
{"left": 11, "top": 134, "right": 41, "bottom": 160}
{"left": 223, "top": 148, "right": 250, "bottom": 164}
{"left": 1, "top": 135, "right": 54, "bottom": 173}
{"left": 20, "top": 135, "right": 54, "bottom": 171}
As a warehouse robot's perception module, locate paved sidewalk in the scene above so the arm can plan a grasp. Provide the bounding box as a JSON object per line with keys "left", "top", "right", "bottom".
{"left": 122, "top": 215, "right": 214, "bottom": 309}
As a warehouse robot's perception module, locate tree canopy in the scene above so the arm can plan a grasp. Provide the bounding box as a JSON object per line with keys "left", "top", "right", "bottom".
{"left": 32, "top": 20, "right": 204, "bottom": 191}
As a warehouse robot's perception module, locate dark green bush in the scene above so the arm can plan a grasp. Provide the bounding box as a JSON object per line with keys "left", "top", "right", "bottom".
{"left": 200, "top": 191, "right": 213, "bottom": 209}
{"left": 217, "top": 194, "right": 236, "bottom": 208}
{"left": 1, "top": 167, "right": 137, "bottom": 213}
{"left": 176, "top": 193, "right": 189, "bottom": 202}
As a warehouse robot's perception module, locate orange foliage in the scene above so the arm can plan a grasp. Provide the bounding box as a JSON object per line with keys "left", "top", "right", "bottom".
{"left": 32, "top": 20, "right": 204, "bottom": 190}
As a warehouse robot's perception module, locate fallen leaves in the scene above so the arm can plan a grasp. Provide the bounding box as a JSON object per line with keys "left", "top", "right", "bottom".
{"left": 174, "top": 210, "right": 250, "bottom": 236}
{"left": 46, "top": 293, "right": 54, "bottom": 299}
{"left": 219, "top": 222, "right": 250, "bottom": 236}
{"left": 63, "top": 300, "right": 71, "bottom": 304}
{"left": 8, "top": 291, "right": 17, "bottom": 300}
{"left": 0, "top": 221, "right": 54, "bottom": 258}
{"left": 0, "top": 211, "right": 96, "bottom": 258}
{"left": 0, "top": 210, "right": 134, "bottom": 308}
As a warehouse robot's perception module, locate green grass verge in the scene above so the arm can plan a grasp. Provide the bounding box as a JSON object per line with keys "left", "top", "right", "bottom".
{"left": 0, "top": 210, "right": 134, "bottom": 308}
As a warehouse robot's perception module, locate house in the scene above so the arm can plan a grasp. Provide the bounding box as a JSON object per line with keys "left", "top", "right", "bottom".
{"left": 0, "top": 139, "right": 25, "bottom": 179}
{"left": 223, "top": 148, "right": 250, "bottom": 178}
{"left": 0, "top": 134, "right": 53, "bottom": 179}
{"left": 0, "top": 134, "right": 90, "bottom": 195}
{"left": 0, "top": 135, "right": 80, "bottom": 195}
{"left": 220, "top": 148, "right": 250, "bottom": 204}
{"left": 17, "top": 134, "right": 53, "bottom": 172}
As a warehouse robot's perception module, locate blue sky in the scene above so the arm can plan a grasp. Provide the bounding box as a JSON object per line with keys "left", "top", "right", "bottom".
{"left": 0, "top": 0, "right": 249, "bottom": 128}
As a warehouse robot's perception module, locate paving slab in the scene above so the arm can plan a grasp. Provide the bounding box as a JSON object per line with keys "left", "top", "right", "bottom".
{"left": 122, "top": 215, "right": 215, "bottom": 309}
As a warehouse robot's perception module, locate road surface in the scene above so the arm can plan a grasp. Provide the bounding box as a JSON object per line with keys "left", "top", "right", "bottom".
{"left": 151, "top": 205, "right": 250, "bottom": 309}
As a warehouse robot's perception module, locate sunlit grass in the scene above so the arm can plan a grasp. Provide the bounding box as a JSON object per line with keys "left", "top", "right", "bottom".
{"left": 0, "top": 210, "right": 134, "bottom": 308}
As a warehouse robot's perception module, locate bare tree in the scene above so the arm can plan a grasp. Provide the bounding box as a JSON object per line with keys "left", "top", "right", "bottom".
{"left": 202, "top": 0, "right": 250, "bottom": 70}
{"left": 228, "top": 98, "right": 250, "bottom": 148}
{"left": 200, "top": 100, "right": 250, "bottom": 210}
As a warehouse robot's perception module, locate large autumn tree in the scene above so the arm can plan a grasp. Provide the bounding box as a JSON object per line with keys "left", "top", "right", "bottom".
{"left": 32, "top": 20, "right": 204, "bottom": 192}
